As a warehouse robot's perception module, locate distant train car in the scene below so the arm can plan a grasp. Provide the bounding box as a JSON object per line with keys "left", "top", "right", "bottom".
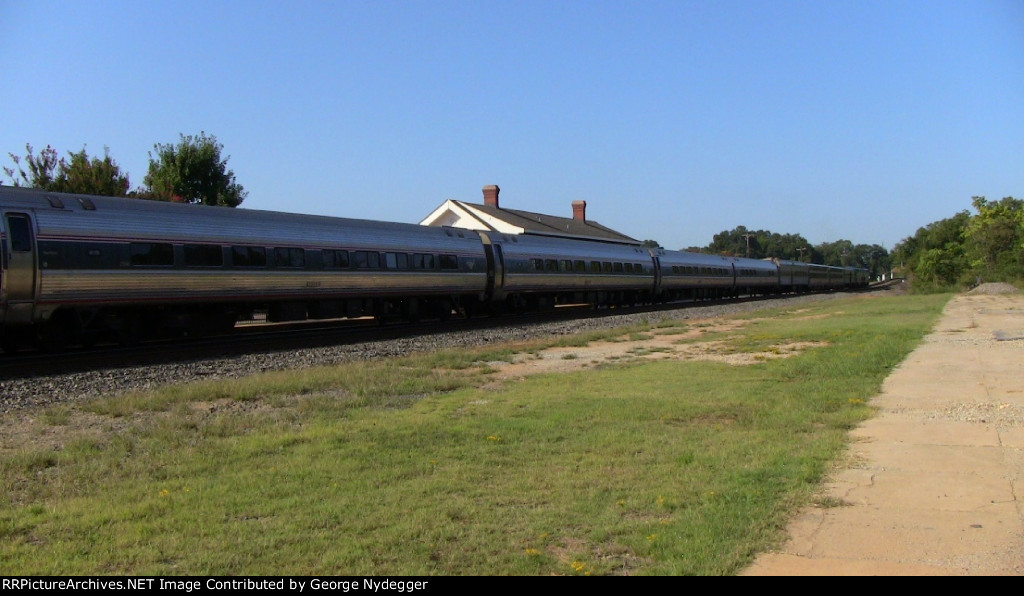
{"left": 480, "top": 232, "right": 656, "bottom": 310}
{"left": 774, "top": 259, "right": 810, "bottom": 293}
{"left": 650, "top": 249, "right": 737, "bottom": 301}
{"left": 730, "top": 256, "right": 782, "bottom": 296}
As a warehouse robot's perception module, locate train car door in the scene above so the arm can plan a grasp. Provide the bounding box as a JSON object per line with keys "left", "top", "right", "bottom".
{"left": 476, "top": 232, "right": 506, "bottom": 302}
{"left": 649, "top": 251, "right": 663, "bottom": 297}
{"left": 2, "top": 212, "right": 37, "bottom": 325}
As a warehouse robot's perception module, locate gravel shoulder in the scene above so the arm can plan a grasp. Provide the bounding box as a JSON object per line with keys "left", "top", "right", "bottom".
{"left": 0, "top": 291, "right": 860, "bottom": 415}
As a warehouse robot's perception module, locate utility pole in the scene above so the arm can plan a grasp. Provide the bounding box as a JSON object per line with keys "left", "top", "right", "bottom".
{"left": 742, "top": 233, "right": 754, "bottom": 258}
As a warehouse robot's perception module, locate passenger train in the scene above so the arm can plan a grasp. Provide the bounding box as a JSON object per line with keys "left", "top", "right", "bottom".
{"left": 0, "top": 186, "right": 869, "bottom": 351}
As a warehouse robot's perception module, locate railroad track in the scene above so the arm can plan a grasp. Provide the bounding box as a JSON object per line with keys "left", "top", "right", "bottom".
{"left": 0, "top": 288, "right": 883, "bottom": 415}
{"left": 0, "top": 292, "right": 824, "bottom": 381}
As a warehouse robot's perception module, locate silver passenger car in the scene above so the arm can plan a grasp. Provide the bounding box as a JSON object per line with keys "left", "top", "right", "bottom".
{"left": 775, "top": 259, "right": 811, "bottom": 292}
{"left": 481, "top": 232, "right": 655, "bottom": 309}
{"left": 730, "top": 256, "right": 782, "bottom": 295}
{"left": 1, "top": 187, "right": 489, "bottom": 348}
{"left": 651, "top": 249, "right": 738, "bottom": 300}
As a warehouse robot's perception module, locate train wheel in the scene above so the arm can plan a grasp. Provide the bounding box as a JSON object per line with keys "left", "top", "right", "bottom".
{"left": 115, "top": 312, "right": 144, "bottom": 346}
{"left": 435, "top": 298, "right": 453, "bottom": 322}
{"left": 35, "top": 312, "right": 79, "bottom": 352}
{"left": 36, "top": 324, "right": 70, "bottom": 353}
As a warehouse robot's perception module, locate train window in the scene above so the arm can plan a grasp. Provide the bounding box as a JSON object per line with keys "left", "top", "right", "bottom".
{"left": 590, "top": 261, "right": 601, "bottom": 273}
{"left": 602, "top": 262, "right": 613, "bottom": 273}
{"left": 353, "top": 251, "right": 380, "bottom": 269}
{"left": 560, "top": 260, "right": 572, "bottom": 272}
{"left": 635, "top": 264, "right": 645, "bottom": 274}
{"left": 531, "top": 259, "right": 543, "bottom": 271}
{"left": 323, "top": 249, "right": 350, "bottom": 269}
{"left": 613, "top": 262, "right": 624, "bottom": 273}
{"left": 573, "top": 260, "right": 586, "bottom": 272}
{"left": 232, "top": 246, "right": 266, "bottom": 267}
{"left": 439, "top": 254, "right": 459, "bottom": 270}
{"left": 273, "top": 247, "right": 306, "bottom": 268}
{"left": 544, "top": 259, "right": 558, "bottom": 272}
{"left": 384, "top": 252, "right": 409, "bottom": 270}
{"left": 412, "top": 253, "right": 435, "bottom": 270}
{"left": 130, "top": 242, "right": 174, "bottom": 267}
{"left": 184, "top": 244, "right": 224, "bottom": 267}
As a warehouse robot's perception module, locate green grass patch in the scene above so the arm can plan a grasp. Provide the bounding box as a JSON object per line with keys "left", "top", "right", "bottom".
{"left": 0, "top": 293, "right": 951, "bottom": 575}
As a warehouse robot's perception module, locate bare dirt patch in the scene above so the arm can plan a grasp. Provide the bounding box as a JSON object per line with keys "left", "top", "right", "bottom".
{"left": 481, "top": 318, "right": 828, "bottom": 387}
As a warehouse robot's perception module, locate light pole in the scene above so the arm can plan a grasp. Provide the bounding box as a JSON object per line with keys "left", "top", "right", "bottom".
{"left": 742, "top": 233, "right": 753, "bottom": 258}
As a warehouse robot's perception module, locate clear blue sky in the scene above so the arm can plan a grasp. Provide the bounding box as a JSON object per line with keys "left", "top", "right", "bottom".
{"left": 2, "top": 0, "right": 1021, "bottom": 251}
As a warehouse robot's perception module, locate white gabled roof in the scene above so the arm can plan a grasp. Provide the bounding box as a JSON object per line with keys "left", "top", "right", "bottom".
{"left": 420, "top": 199, "right": 640, "bottom": 245}
{"left": 419, "top": 199, "right": 525, "bottom": 234}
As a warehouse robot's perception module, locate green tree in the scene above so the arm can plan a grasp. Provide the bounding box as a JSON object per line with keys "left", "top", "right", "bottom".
{"left": 54, "top": 147, "right": 130, "bottom": 196}
{"left": 708, "top": 226, "right": 762, "bottom": 258}
{"left": 892, "top": 211, "right": 972, "bottom": 289}
{"left": 915, "top": 244, "right": 967, "bottom": 286}
{"left": 707, "top": 227, "right": 817, "bottom": 261}
{"left": 4, "top": 144, "right": 60, "bottom": 188}
{"left": 965, "top": 196, "right": 1024, "bottom": 281}
{"left": 817, "top": 240, "right": 856, "bottom": 267}
{"left": 142, "top": 132, "right": 246, "bottom": 206}
{"left": 4, "top": 143, "right": 130, "bottom": 196}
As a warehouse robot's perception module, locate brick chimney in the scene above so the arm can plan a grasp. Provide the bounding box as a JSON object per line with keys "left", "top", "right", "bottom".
{"left": 482, "top": 185, "right": 500, "bottom": 208}
{"left": 572, "top": 200, "right": 587, "bottom": 221}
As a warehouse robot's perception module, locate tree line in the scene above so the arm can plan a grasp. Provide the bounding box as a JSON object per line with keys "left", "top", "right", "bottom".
{"left": 643, "top": 194, "right": 1024, "bottom": 291}
{"left": 890, "top": 196, "right": 1023, "bottom": 291}
{"left": 2, "top": 132, "right": 246, "bottom": 207}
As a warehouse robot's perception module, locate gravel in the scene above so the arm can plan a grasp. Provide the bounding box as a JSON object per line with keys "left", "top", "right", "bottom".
{"left": 967, "top": 282, "right": 1020, "bottom": 295}
{"left": 0, "top": 292, "right": 856, "bottom": 415}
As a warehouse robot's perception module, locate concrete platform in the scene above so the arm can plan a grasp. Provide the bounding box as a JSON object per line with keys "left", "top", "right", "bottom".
{"left": 741, "top": 290, "right": 1024, "bottom": 576}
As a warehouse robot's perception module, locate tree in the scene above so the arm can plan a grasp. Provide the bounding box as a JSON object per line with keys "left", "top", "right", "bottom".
{"left": 142, "top": 132, "right": 246, "bottom": 207}
{"left": 4, "top": 144, "right": 60, "bottom": 189}
{"left": 708, "top": 226, "right": 760, "bottom": 257}
{"left": 817, "top": 239, "right": 855, "bottom": 267}
{"left": 707, "top": 226, "right": 817, "bottom": 261}
{"left": 4, "top": 143, "right": 130, "bottom": 196}
{"left": 892, "top": 211, "right": 972, "bottom": 289}
{"left": 54, "top": 147, "right": 130, "bottom": 196}
{"left": 965, "top": 196, "right": 1024, "bottom": 280}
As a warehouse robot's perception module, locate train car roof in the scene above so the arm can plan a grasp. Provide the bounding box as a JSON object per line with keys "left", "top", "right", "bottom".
{"left": 0, "top": 187, "right": 485, "bottom": 251}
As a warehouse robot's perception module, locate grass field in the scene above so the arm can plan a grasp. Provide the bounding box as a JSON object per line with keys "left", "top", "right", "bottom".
{"left": 0, "top": 292, "right": 951, "bottom": 575}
